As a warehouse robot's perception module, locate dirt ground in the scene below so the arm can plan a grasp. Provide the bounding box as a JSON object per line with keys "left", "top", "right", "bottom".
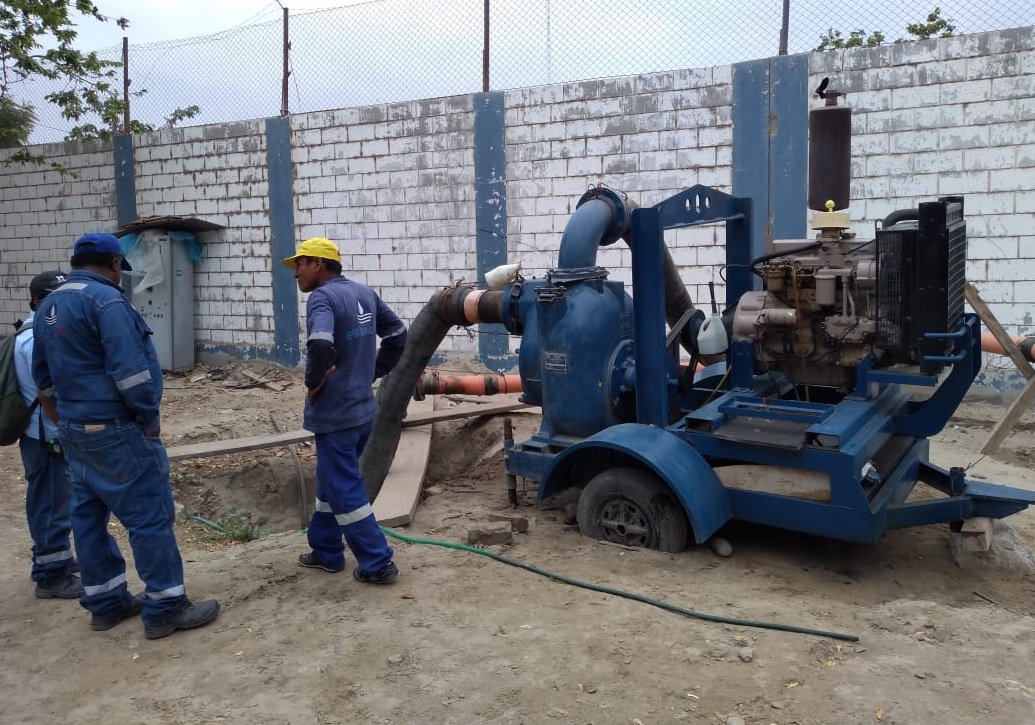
{"left": 2, "top": 363, "right": 1035, "bottom": 725}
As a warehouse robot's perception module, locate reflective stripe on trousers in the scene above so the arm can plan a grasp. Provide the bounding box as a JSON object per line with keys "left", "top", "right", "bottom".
{"left": 59, "top": 419, "right": 187, "bottom": 622}
{"left": 19, "top": 436, "right": 75, "bottom": 583}
{"left": 308, "top": 421, "right": 393, "bottom": 573}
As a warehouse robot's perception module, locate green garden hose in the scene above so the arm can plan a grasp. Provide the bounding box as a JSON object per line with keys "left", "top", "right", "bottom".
{"left": 381, "top": 526, "right": 859, "bottom": 643}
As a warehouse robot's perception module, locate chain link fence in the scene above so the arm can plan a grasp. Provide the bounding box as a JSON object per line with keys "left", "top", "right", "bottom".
{"left": 20, "top": 0, "right": 1035, "bottom": 145}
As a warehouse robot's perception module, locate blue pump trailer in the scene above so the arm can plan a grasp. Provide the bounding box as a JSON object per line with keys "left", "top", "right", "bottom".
{"left": 499, "top": 184, "right": 1035, "bottom": 552}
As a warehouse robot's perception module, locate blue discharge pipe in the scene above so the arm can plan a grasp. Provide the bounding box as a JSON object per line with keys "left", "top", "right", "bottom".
{"left": 556, "top": 191, "right": 629, "bottom": 269}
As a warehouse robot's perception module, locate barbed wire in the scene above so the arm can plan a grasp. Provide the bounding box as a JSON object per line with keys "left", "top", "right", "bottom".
{"left": 15, "top": 0, "right": 1034, "bottom": 145}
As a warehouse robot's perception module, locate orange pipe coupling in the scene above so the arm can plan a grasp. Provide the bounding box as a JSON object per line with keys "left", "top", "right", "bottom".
{"left": 414, "top": 372, "right": 523, "bottom": 399}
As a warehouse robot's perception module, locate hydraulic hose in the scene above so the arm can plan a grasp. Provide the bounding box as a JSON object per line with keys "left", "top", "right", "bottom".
{"left": 360, "top": 286, "right": 506, "bottom": 500}
{"left": 749, "top": 240, "right": 825, "bottom": 279}
{"left": 882, "top": 208, "right": 919, "bottom": 228}
{"left": 381, "top": 526, "right": 860, "bottom": 642}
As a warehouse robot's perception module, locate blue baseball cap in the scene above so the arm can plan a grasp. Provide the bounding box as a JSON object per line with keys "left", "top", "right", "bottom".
{"left": 73, "top": 232, "right": 132, "bottom": 270}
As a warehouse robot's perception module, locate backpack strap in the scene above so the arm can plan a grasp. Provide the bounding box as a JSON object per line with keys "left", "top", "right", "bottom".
{"left": 15, "top": 323, "right": 44, "bottom": 444}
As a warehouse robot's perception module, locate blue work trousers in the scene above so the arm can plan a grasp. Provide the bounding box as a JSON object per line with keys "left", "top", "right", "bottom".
{"left": 19, "top": 436, "right": 75, "bottom": 583}
{"left": 59, "top": 419, "right": 186, "bottom": 624}
{"left": 309, "top": 421, "right": 393, "bottom": 573}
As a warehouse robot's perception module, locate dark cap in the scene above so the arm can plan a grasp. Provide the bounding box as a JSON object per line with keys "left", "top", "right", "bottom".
{"left": 73, "top": 232, "right": 132, "bottom": 270}
{"left": 29, "top": 270, "right": 68, "bottom": 301}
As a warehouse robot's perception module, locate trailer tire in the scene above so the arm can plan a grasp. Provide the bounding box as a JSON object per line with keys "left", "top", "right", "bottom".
{"left": 577, "top": 467, "right": 689, "bottom": 552}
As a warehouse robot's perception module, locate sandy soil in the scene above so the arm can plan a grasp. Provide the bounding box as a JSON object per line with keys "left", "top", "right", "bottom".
{"left": 2, "top": 363, "right": 1034, "bottom": 725}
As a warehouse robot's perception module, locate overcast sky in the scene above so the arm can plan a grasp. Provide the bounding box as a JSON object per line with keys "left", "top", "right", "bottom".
{"left": 73, "top": 0, "right": 344, "bottom": 50}
{"left": 19, "top": 0, "right": 1032, "bottom": 145}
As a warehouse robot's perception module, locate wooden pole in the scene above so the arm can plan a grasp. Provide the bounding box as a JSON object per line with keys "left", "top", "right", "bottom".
{"left": 982, "top": 375, "right": 1035, "bottom": 454}
{"left": 964, "top": 282, "right": 1035, "bottom": 454}
{"left": 122, "top": 37, "right": 130, "bottom": 134}
{"left": 965, "top": 282, "right": 1033, "bottom": 380}
{"left": 779, "top": 0, "right": 790, "bottom": 55}
{"left": 281, "top": 7, "right": 290, "bottom": 116}
{"left": 482, "top": 0, "right": 489, "bottom": 92}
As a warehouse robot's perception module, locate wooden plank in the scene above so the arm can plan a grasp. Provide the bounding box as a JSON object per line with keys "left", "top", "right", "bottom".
{"left": 964, "top": 282, "right": 1035, "bottom": 455}
{"left": 167, "top": 400, "right": 536, "bottom": 462}
{"left": 240, "top": 368, "right": 287, "bottom": 391}
{"left": 168, "top": 429, "right": 313, "bottom": 462}
{"left": 371, "top": 397, "right": 434, "bottom": 527}
{"left": 981, "top": 373, "right": 1035, "bottom": 455}
{"left": 965, "top": 282, "right": 1034, "bottom": 380}
{"left": 405, "top": 401, "right": 533, "bottom": 425}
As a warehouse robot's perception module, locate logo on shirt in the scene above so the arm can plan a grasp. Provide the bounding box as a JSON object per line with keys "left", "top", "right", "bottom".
{"left": 357, "top": 301, "right": 372, "bottom": 325}
{"left": 347, "top": 300, "right": 375, "bottom": 341}
{"left": 43, "top": 307, "right": 58, "bottom": 327}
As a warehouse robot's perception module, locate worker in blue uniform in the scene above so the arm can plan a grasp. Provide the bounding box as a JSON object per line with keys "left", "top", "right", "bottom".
{"left": 281, "top": 237, "right": 407, "bottom": 584}
{"left": 14, "top": 270, "right": 83, "bottom": 600}
{"left": 33, "top": 233, "right": 220, "bottom": 638}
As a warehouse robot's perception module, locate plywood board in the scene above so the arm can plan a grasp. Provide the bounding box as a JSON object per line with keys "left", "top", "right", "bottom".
{"left": 371, "top": 397, "right": 435, "bottom": 528}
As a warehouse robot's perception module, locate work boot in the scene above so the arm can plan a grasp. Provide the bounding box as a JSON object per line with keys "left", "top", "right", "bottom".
{"left": 144, "top": 599, "right": 220, "bottom": 640}
{"left": 91, "top": 593, "right": 145, "bottom": 631}
{"left": 34, "top": 574, "right": 85, "bottom": 600}
{"left": 352, "top": 561, "right": 399, "bottom": 585}
{"left": 298, "top": 551, "right": 344, "bottom": 573}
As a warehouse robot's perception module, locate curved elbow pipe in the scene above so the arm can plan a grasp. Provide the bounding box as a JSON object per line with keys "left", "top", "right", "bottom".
{"left": 557, "top": 187, "right": 632, "bottom": 270}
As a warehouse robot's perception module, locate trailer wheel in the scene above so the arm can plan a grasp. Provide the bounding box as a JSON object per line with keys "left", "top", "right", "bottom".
{"left": 577, "top": 467, "right": 689, "bottom": 552}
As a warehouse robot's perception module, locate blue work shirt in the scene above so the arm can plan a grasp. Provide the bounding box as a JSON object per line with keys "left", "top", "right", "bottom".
{"left": 304, "top": 275, "right": 406, "bottom": 434}
{"left": 32, "top": 270, "right": 163, "bottom": 432}
{"left": 13, "top": 311, "right": 56, "bottom": 441}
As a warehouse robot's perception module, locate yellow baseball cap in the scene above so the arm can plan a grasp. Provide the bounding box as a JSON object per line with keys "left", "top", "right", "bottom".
{"left": 281, "top": 237, "right": 341, "bottom": 269}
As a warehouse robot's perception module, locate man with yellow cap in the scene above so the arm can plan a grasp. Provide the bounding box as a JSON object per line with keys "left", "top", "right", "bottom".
{"left": 281, "top": 237, "right": 407, "bottom": 584}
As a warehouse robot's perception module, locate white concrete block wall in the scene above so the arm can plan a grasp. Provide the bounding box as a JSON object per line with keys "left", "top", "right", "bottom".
{"left": 1, "top": 26, "right": 1030, "bottom": 379}
{"left": 811, "top": 26, "right": 1035, "bottom": 346}
{"left": 292, "top": 98, "right": 479, "bottom": 357}
{"left": 0, "top": 140, "right": 118, "bottom": 326}
{"left": 503, "top": 67, "right": 734, "bottom": 330}
{"left": 133, "top": 121, "right": 273, "bottom": 353}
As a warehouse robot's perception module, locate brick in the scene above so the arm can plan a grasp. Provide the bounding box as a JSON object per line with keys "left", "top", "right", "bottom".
{"left": 964, "top": 100, "right": 1019, "bottom": 125}
{"left": 938, "top": 126, "right": 989, "bottom": 150}
{"left": 963, "top": 146, "right": 1018, "bottom": 171}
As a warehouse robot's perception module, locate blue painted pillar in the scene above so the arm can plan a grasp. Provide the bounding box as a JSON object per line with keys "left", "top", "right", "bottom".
{"left": 631, "top": 207, "right": 668, "bottom": 427}
{"left": 732, "top": 54, "right": 809, "bottom": 270}
{"left": 473, "top": 91, "right": 510, "bottom": 369}
{"left": 266, "top": 116, "right": 300, "bottom": 366}
{"left": 113, "top": 134, "right": 137, "bottom": 304}
{"left": 113, "top": 135, "right": 137, "bottom": 228}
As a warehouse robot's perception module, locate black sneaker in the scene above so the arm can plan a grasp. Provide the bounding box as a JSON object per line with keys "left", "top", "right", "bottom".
{"left": 91, "top": 593, "right": 145, "bottom": 631}
{"left": 352, "top": 561, "right": 399, "bottom": 585}
{"left": 34, "top": 574, "right": 85, "bottom": 600}
{"left": 144, "top": 599, "right": 220, "bottom": 640}
{"left": 298, "top": 551, "right": 344, "bottom": 573}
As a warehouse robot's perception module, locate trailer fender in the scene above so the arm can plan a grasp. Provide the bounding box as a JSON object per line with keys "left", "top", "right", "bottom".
{"left": 536, "top": 423, "right": 731, "bottom": 544}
